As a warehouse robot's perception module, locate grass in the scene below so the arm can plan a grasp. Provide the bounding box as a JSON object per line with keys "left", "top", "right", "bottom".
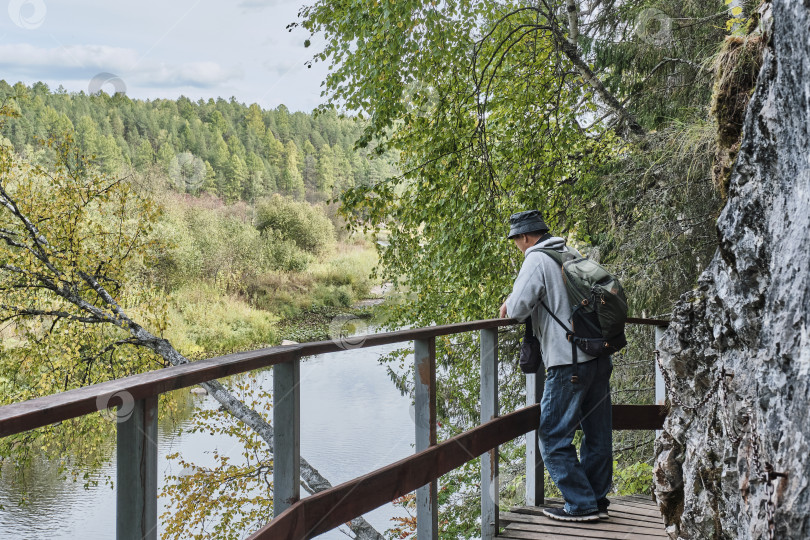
{"left": 247, "top": 241, "right": 379, "bottom": 319}
{"left": 165, "top": 284, "right": 279, "bottom": 358}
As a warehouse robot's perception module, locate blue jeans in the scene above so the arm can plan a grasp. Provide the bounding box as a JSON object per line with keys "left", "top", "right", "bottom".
{"left": 539, "top": 356, "right": 613, "bottom": 515}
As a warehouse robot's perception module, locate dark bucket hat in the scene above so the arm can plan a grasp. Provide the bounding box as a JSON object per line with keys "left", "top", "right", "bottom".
{"left": 507, "top": 210, "right": 549, "bottom": 239}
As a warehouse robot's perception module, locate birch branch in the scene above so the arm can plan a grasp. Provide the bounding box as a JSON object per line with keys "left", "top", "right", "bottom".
{"left": 566, "top": 0, "right": 579, "bottom": 44}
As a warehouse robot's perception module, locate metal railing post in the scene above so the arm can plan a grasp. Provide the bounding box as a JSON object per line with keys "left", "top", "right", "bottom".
{"left": 654, "top": 326, "right": 667, "bottom": 406}
{"left": 273, "top": 355, "right": 301, "bottom": 516}
{"left": 525, "top": 369, "right": 545, "bottom": 506}
{"left": 415, "top": 338, "right": 438, "bottom": 540}
{"left": 117, "top": 396, "right": 158, "bottom": 540}
{"left": 654, "top": 325, "right": 667, "bottom": 438}
{"left": 480, "top": 328, "right": 499, "bottom": 540}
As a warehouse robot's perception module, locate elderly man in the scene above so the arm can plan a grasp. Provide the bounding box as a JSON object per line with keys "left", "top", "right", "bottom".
{"left": 499, "top": 210, "right": 612, "bottom": 522}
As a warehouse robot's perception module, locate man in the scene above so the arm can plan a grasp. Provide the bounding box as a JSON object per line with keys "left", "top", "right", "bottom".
{"left": 499, "top": 209, "right": 613, "bottom": 522}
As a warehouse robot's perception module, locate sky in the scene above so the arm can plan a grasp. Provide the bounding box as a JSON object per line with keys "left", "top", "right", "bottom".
{"left": 0, "top": 0, "right": 329, "bottom": 112}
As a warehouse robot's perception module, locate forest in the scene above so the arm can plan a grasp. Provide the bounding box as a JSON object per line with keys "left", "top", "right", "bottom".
{"left": 0, "top": 80, "right": 397, "bottom": 203}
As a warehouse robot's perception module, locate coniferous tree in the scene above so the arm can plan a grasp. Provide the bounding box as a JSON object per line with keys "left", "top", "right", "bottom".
{"left": 279, "top": 140, "right": 305, "bottom": 200}
{"left": 0, "top": 81, "right": 398, "bottom": 203}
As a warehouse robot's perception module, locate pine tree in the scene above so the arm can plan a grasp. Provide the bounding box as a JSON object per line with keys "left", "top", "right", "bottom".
{"left": 279, "top": 140, "right": 304, "bottom": 200}
{"left": 315, "top": 144, "right": 335, "bottom": 193}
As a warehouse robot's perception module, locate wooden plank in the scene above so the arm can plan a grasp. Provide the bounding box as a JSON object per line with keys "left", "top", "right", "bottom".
{"left": 504, "top": 510, "right": 663, "bottom": 528}
{"left": 546, "top": 495, "right": 659, "bottom": 507}
{"left": 248, "top": 404, "right": 542, "bottom": 539}
{"left": 546, "top": 496, "right": 662, "bottom": 516}
{"left": 501, "top": 522, "right": 665, "bottom": 539}
{"left": 273, "top": 356, "right": 300, "bottom": 516}
{"left": 502, "top": 508, "right": 663, "bottom": 528}
{"left": 498, "top": 531, "right": 666, "bottom": 540}
{"left": 612, "top": 404, "right": 667, "bottom": 430}
{"left": 614, "top": 494, "right": 655, "bottom": 500}
{"left": 513, "top": 504, "right": 662, "bottom": 521}
{"left": 501, "top": 510, "right": 664, "bottom": 532}
{"left": 514, "top": 502, "right": 663, "bottom": 522}
{"left": 617, "top": 494, "right": 657, "bottom": 504}
{"left": 481, "top": 328, "right": 499, "bottom": 540}
{"left": 504, "top": 519, "right": 666, "bottom": 538}
{"left": 609, "top": 496, "right": 660, "bottom": 509}
{"left": 414, "top": 338, "right": 438, "bottom": 540}
{"left": 504, "top": 522, "right": 666, "bottom": 539}
{"left": 498, "top": 535, "right": 654, "bottom": 540}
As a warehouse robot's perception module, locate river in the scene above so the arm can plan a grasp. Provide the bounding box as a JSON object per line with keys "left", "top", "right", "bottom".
{"left": 0, "top": 338, "right": 415, "bottom": 539}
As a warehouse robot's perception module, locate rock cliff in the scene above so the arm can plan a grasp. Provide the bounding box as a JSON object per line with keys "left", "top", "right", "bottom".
{"left": 653, "top": 1, "right": 810, "bottom": 538}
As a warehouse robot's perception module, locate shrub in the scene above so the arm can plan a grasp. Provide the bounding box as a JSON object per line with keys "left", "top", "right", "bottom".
{"left": 255, "top": 194, "right": 336, "bottom": 256}
{"left": 244, "top": 272, "right": 314, "bottom": 319}
{"left": 262, "top": 230, "right": 313, "bottom": 272}
{"left": 310, "top": 284, "right": 354, "bottom": 308}
{"left": 151, "top": 196, "right": 268, "bottom": 292}
{"left": 612, "top": 460, "right": 653, "bottom": 495}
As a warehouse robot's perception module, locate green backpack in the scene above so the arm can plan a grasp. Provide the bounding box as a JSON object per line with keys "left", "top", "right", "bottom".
{"left": 536, "top": 248, "right": 628, "bottom": 382}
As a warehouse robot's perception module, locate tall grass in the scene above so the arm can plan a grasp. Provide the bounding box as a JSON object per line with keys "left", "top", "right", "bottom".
{"left": 165, "top": 284, "right": 279, "bottom": 357}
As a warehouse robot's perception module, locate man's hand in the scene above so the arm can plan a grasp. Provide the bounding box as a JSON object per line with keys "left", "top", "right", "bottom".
{"left": 499, "top": 303, "right": 508, "bottom": 318}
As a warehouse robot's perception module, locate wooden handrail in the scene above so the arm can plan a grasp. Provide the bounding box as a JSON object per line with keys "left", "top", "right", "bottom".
{"left": 626, "top": 317, "right": 670, "bottom": 326}
{"left": 248, "top": 403, "right": 666, "bottom": 539}
{"left": 249, "top": 404, "right": 542, "bottom": 539}
{"left": 0, "top": 318, "right": 508, "bottom": 437}
{"left": 0, "top": 317, "right": 668, "bottom": 438}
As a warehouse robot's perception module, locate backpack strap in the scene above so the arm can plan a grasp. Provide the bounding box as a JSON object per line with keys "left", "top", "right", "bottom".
{"left": 539, "top": 300, "right": 579, "bottom": 384}
{"left": 532, "top": 247, "right": 581, "bottom": 383}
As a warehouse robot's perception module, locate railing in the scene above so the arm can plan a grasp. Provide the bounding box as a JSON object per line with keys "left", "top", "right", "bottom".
{"left": 0, "top": 317, "right": 669, "bottom": 540}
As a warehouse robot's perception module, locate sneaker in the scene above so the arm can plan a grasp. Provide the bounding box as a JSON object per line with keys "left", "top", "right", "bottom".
{"left": 597, "top": 498, "right": 610, "bottom": 520}
{"left": 542, "top": 507, "right": 600, "bottom": 522}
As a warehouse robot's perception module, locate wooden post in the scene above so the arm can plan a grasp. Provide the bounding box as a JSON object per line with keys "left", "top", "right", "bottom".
{"left": 414, "top": 338, "right": 438, "bottom": 540}
{"left": 654, "top": 326, "right": 666, "bottom": 406}
{"left": 273, "top": 355, "right": 301, "bottom": 517}
{"left": 525, "top": 369, "right": 545, "bottom": 506}
{"left": 117, "top": 396, "right": 158, "bottom": 540}
{"left": 480, "top": 328, "right": 499, "bottom": 540}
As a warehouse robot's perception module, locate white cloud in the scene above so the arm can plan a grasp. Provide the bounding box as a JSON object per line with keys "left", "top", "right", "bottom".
{"left": 0, "top": 0, "right": 326, "bottom": 110}
{"left": 237, "top": 0, "right": 285, "bottom": 11}
{"left": 0, "top": 43, "right": 240, "bottom": 89}
{"left": 147, "top": 61, "right": 243, "bottom": 88}
{"left": 0, "top": 43, "right": 140, "bottom": 71}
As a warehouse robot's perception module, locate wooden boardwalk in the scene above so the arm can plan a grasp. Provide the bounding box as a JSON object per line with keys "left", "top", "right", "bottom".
{"left": 499, "top": 495, "right": 667, "bottom": 539}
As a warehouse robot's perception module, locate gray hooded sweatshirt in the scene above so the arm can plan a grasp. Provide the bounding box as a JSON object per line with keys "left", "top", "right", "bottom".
{"left": 504, "top": 236, "right": 596, "bottom": 369}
